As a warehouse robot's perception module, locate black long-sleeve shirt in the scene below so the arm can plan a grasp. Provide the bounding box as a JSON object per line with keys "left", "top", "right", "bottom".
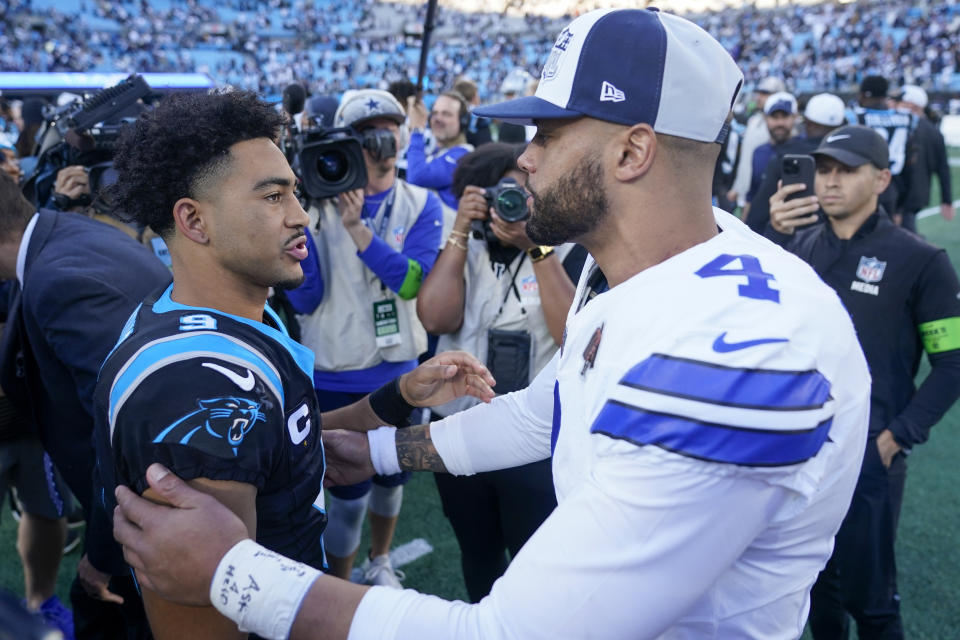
{"left": 782, "top": 211, "right": 960, "bottom": 449}
{"left": 900, "top": 117, "right": 953, "bottom": 213}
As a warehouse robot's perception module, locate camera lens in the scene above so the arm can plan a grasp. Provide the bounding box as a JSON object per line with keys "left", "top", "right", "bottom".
{"left": 497, "top": 188, "right": 527, "bottom": 221}
{"left": 316, "top": 150, "right": 349, "bottom": 182}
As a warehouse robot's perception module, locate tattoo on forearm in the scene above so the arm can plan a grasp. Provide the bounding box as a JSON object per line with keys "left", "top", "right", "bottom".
{"left": 395, "top": 425, "right": 447, "bottom": 472}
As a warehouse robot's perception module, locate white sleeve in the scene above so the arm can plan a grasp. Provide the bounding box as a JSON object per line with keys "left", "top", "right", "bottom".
{"left": 429, "top": 352, "right": 556, "bottom": 475}
{"left": 346, "top": 450, "right": 791, "bottom": 640}
{"left": 732, "top": 117, "right": 762, "bottom": 205}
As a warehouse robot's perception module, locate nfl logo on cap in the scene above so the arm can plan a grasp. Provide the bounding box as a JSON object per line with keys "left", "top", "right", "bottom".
{"left": 475, "top": 8, "right": 743, "bottom": 144}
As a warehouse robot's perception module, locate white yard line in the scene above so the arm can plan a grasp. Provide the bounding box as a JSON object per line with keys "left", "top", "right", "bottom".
{"left": 348, "top": 537, "right": 435, "bottom": 583}
{"left": 918, "top": 200, "right": 960, "bottom": 220}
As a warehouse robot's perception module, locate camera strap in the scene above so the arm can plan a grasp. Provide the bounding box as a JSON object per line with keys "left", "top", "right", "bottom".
{"left": 494, "top": 253, "right": 528, "bottom": 319}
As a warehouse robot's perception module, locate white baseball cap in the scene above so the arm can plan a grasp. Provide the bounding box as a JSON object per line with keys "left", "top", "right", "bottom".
{"left": 803, "top": 93, "right": 846, "bottom": 127}
{"left": 898, "top": 85, "right": 928, "bottom": 109}
{"left": 334, "top": 90, "right": 406, "bottom": 129}
{"left": 763, "top": 91, "right": 798, "bottom": 116}
{"left": 474, "top": 8, "right": 743, "bottom": 144}
{"left": 756, "top": 77, "right": 786, "bottom": 94}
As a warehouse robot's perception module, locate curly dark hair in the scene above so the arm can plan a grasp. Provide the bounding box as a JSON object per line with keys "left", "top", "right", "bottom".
{"left": 110, "top": 90, "right": 285, "bottom": 236}
{"left": 452, "top": 143, "right": 523, "bottom": 198}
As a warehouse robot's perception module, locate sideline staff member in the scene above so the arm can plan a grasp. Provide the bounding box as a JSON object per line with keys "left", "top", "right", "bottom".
{"left": 113, "top": 9, "right": 872, "bottom": 640}
{"left": 768, "top": 125, "right": 960, "bottom": 639}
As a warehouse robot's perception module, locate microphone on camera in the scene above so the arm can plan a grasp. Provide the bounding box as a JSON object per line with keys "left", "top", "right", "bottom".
{"left": 282, "top": 84, "right": 307, "bottom": 117}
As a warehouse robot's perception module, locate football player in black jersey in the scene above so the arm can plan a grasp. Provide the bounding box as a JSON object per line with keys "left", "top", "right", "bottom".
{"left": 96, "top": 90, "right": 494, "bottom": 640}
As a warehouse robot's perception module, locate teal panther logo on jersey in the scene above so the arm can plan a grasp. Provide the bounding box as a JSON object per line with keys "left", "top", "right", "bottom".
{"left": 153, "top": 397, "right": 266, "bottom": 456}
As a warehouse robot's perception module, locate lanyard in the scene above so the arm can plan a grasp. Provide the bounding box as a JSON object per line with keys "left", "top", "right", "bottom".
{"left": 365, "top": 186, "right": 398, "bottom": 240}
{"left": 363, "top": 186, "right": 398, "bottom": 295}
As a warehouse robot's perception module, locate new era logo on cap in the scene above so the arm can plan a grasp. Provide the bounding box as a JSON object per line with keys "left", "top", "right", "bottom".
{"left": 473, "top": 8, "right": 743, "bottom": 144}
{"left": 600, "top": 81, "right": 625, "bottom": 103}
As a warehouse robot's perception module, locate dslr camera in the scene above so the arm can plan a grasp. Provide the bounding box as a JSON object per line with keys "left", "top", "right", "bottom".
{"left": 285, "top": 126, "right": 369, "bottom": 201}
{"left": 471, "top": 177, "right": 530, "bottom": 241}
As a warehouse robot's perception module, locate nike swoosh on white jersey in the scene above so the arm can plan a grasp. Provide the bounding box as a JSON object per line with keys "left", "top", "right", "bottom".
{"left": 202, "top": 362, "right": 255, "bottom": 391}
{"left": 825, "top": 134, "right": 851, "bottom": 143}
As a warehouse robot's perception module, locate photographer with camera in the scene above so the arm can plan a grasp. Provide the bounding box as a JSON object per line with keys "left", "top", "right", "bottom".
{"left": 405, "top": 91, "right": 474, "bottom": 211}
{"left": 286, "top": 89, "right": 443, "bottom": 588}
{"left": 416, "top": 143, "right": 585, "bottom": 601}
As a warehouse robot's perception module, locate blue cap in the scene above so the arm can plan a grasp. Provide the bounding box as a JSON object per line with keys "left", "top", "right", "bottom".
{"left": 474, "top": 8, "right": 743, "bottom": 143}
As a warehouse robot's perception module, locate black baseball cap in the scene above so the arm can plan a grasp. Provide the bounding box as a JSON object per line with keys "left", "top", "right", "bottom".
{"left": 859, "top": 75, "right": 888, "bottom": 98}
{"left": 812, "top": 125, "right": 889, "bottom": 170}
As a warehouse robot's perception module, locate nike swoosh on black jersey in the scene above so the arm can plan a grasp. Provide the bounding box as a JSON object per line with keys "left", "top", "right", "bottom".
{"left": 202, "top": 362, "right": 256, "bottom": 391}
{"left": 712, "top": 332, "right": 788, "bottom": 353}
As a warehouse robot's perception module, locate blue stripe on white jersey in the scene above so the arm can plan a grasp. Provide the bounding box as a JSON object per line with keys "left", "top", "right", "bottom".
{"left": 591, "top": 402, "right": 833, "bottom": 466}
{"left": 591, "top": 353, "right": 835, "bottom": 466}
{"left": 550, "top": 380, "right": 561, "bottom": 455}
{"left": 108, "top": 331, "right": 284, "bottom": 440}
{"left": 620, "top": 354, "right": 832, "bottom": 411}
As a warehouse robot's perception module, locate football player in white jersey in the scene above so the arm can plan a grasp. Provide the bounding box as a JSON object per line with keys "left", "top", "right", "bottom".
{"left": 111, "top": 8, "right": 871, "bottom": 640}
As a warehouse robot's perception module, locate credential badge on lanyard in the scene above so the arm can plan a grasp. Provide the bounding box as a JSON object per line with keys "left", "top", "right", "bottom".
{"left": 373, "top": 299, "right": 402, "bottom": 348}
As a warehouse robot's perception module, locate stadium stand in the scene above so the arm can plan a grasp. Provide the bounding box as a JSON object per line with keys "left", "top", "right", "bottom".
{"left": 2, "top": 0, "right": 958, "bottom": 104}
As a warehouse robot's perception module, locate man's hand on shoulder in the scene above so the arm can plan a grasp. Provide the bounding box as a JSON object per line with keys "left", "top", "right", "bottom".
{"left": 113, "top": 464, "right": 247, "bottom": 607}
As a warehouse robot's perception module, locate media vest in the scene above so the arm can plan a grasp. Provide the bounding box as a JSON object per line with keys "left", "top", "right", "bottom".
{"left": 432, "top": 241, "right": 573, "bottom": 416}
{"left": 299, "top": 180, "right": 430, "bottom": 371}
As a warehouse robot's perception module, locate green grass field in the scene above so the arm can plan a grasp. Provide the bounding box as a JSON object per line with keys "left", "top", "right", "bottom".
{"left": 3, "top": 154, "right": 959, "bottom": 637}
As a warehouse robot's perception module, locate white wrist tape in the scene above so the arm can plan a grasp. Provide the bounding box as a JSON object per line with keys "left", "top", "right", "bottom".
{"left": 210, "top": 539, "right": 320, "bottom": 640}
{"left": 368, "top": 426, "right": 401, "bottom": 476}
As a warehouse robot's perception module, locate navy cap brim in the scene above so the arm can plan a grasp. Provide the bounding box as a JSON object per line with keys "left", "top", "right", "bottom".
{"left": 812, "top": 148, "right": 871, "bottom": 168}
{"left": 473, "top": 95, "right": 582, "bottom": 126}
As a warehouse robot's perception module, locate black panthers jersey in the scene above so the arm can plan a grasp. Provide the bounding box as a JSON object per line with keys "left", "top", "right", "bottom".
{"left": 94, "top": 285, "right": 327, "bottom": 570}
{"left": 854, "top": 107, "right": 917, "bottom": 176}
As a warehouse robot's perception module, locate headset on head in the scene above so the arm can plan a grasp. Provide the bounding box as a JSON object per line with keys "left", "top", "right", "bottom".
{"left": 433, "top": 91, "right": 471, "bottom": 135}
{"left": 334, "top": 89, "right": 410, "bottom": 149}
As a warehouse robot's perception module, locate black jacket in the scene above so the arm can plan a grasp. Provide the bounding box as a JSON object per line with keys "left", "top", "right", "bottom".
{"left": 900, "top": 116, "right": 952, "bottom": 214}
{"left": 0, "top": 210, "right": 171, "bottom": 571}
{"left": 782, "top": 211, "right": 960, "bottom": 448}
